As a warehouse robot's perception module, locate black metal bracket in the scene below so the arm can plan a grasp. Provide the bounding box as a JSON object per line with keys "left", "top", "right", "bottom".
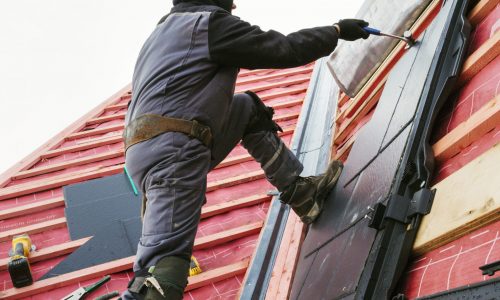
{"left": 367, "top": 188, "right": 435, "bottom": 230}
{"left": 479, "top": 260, "right": 500, "bottom": 276}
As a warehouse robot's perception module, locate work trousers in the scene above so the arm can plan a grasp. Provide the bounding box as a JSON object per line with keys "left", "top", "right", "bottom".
{"left": 121, "top": 93, "right": 303, "bottom": 299}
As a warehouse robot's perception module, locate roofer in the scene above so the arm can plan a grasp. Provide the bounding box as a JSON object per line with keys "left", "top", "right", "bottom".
{"left": 121, "top": 1, "right": 369, "bottom": 299}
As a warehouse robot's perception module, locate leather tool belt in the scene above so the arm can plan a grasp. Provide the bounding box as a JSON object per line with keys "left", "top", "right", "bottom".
{"left": 123, "top": 114, "right": 212, "bottom": 151}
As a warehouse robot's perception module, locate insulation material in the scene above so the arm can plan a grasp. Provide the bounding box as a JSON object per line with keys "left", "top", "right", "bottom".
{"left": 328, "top": 0, "right": 432, "bottom": 97}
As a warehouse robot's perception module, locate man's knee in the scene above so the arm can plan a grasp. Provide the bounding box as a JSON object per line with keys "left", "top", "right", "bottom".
{"left": 242, "top": 91, "right": 283, "bottom": 136}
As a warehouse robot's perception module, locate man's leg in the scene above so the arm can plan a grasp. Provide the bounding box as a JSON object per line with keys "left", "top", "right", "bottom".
{"left": 122, "top": 132, "right": 210, "bottom": 300}
{"left": 212, "top": 91, "right": 342, "bottom": 224}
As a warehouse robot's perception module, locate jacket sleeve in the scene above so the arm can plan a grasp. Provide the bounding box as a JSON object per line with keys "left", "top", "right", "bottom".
{"left": 208, "top": 11, "right": 339, "bottom": 69}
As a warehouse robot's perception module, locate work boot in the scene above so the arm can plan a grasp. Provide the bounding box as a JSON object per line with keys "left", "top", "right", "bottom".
{"left": 280, "top": 160, "right": 343, "bottom": 224}
{"left": 144, "top": 256, "right": 190, "bottom": 300}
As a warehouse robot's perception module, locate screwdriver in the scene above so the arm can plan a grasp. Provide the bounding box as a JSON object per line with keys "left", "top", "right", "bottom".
{"left": 363, "top": 26, "right": 416, "bottom": 47}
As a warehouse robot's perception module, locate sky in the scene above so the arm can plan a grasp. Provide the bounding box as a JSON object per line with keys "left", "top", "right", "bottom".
{"left": 0, "top": 0, "right": 363, "bottom": 174}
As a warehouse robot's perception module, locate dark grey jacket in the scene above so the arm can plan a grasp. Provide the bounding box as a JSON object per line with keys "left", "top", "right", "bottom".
{"left": 125, "top": 1, "right": 339, "bottom": 169}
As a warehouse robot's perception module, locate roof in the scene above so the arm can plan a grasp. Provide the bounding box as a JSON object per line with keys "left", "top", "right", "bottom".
{"left": 0, "top": 64, "right": 314, "bottom": 299}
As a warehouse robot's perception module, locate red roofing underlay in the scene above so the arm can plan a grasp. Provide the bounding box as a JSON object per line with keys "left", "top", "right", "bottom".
{"left": 0, "top": 64, "right": 314, "bottom": 299}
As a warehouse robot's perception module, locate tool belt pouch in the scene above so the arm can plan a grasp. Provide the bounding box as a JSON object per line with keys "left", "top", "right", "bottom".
{"left": 123, "top": 114, "right": 213, "bottom": 152}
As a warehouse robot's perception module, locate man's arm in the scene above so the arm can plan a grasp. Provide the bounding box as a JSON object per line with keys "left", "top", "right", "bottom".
{"left": 208, "top": 11, "right": 339, "bottom": 69}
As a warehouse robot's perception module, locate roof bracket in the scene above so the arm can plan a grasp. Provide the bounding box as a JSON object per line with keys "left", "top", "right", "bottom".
{"left": 479, "top": 260, "right": 500, "bottom": 276}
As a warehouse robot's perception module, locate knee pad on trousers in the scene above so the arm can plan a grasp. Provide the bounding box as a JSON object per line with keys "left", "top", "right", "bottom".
{"left": 127, "top": 256, "right": 189, "bottom": 300}
{"left": 243, "top": 91, "right": 283, "bottom": 136}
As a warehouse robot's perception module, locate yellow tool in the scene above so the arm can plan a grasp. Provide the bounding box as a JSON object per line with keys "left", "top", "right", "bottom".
{"left": 8, "top": 234, "right": 35, "bottom": 288}
{"left": 189, "top": 256, "right": 202, "bottom": 276}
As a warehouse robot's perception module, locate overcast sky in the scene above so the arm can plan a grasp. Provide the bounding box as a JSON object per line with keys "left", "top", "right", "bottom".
{"left": 0, "top": 0, "right": 363, "bottom": 174}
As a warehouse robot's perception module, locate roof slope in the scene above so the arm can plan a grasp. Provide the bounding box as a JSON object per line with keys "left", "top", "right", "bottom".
{"left": 0, "top": 64, "right": 314, "bottom": 299}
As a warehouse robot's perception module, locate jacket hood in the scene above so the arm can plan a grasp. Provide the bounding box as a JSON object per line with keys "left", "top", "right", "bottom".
{"left": 172, "top": 0, "right": 233, "bottom": 12}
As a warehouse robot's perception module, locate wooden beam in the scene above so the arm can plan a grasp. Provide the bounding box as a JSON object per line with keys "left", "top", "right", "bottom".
{"left": 274, "top": 111, "right": 300, "bottom": 123}
{"left": 201, "top": 194, "right": 271, "bottom": 219}
{"left": 237, "top": 67, "right": 313, "bottom": 86}
{"left": 265, "top": 213, "right": 305, "bottom": 300}
{"left": 186, "top": 259, "right": 249, "bottom": 291}
{"left": 86, "top": 112, "right": 126, "bottom": 126}
{"left": 236, "top": 77, "right": 310, "bottom": 94}
{"left": 0, "top": 217, "right": 67, "bottom": 242}
{"left": 0, "top": 237, "right": 91, "bottom": 271}
{"left": 104, "top": 102, "right": 129, "bottom": 112}
{"left": 333, "top": 134, "right": 356, "bottom": 161}
{"left": 42, "top": 135, "right": 123, "bottom": 159}
{"left": 0, "top": 85, "right": 130, "bottom": 188}
{"left": 458, "top": 30, "right": 500, "bottom": 86}
{"left": 13, "top": 150, "right": 124, "bottom": 180}
{"left": 432, "top": 95, "right": 500, "bottom": 162}
{"left": 468, "top": 0, "right": 499, "bottom": 26}
{"left": 0, "top": 165, "right": 124, "bottom": 201}
{"left": 207, "top": 170, "right": 265, "bottom": 192}
{"left": 271, "top": 98, "right": 304, "bottom": 110}
{"left": 66, "top": 124, "right": 124, "bottom": 140}
{"left": 0, "top": 197, "right": 64, "bottom": 221}
{"left": 194, "top": 222, "right": 263, "bottom": 250}
{"left": 413, "top": 143, "right": 500, "bottom": 255}
{"left": 260, "top": 87, "right": 308, "bottom": 101}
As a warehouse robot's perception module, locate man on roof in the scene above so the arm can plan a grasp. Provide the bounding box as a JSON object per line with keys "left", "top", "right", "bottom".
{"left": 121, "top": 0, "right": 369, "bottom": 299}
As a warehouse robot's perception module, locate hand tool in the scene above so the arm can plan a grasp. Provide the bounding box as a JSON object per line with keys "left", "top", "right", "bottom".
{"left": 62, "top": 275, "right": 111, "bottom": 300}
{"left": 93, "top": 291, "right": 120, "bottom": 300}
{"left": 8, "top": 234, "right": 35, "bottom": 288}
{"left": 363, "top": 26, "right": 416, "bottom": 48}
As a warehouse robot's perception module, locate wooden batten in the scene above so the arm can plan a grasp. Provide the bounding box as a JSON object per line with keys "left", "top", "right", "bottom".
{"left": 265, "top": 213, "right": 306, "bottom": 300}
{"left": 66, "top": 123, "right": 124, "bottom": 140}
{"left": 413, "top": 143, "right": 500, "bottom": 255}
{"left": 207, "top": 170, "right": 265, "bottom": 192}
{"left": 236, "top": 77, "right": 310, "bottom": 94}
{"left": 432, "top": 95, "right": 500, "bottom": 162}
{"left": 0, "top": 165, "right": 124, "bottom": 201}
{"left": 13, "top": 150, "right": 125, "bottom": 180}
{"left": 0, "top": 217, "right": 67, "bottom": 242}
{"left": 86, "top": 112, "right": 126, "bottom": 126}
{"left": 41, "top": 135, "right": 123, "bottom": 159}
{"left": 458, "top": 29, "right": 500, "bottom": 86}
{"left": 468, "top": 0, "right": 500, "bottom": 26}
{"left": 237, "top": 67, "right": 314, "bottom": 86}
{"left": 194, "top": 222, "right": 263, "bottom": 250}
{"left": 0, "top": 197, "right": 64, "bottom": 221}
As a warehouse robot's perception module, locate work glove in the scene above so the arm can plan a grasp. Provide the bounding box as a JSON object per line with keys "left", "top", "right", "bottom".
{"left": 334, "top": 19, "right": 370, "bottom": 41}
